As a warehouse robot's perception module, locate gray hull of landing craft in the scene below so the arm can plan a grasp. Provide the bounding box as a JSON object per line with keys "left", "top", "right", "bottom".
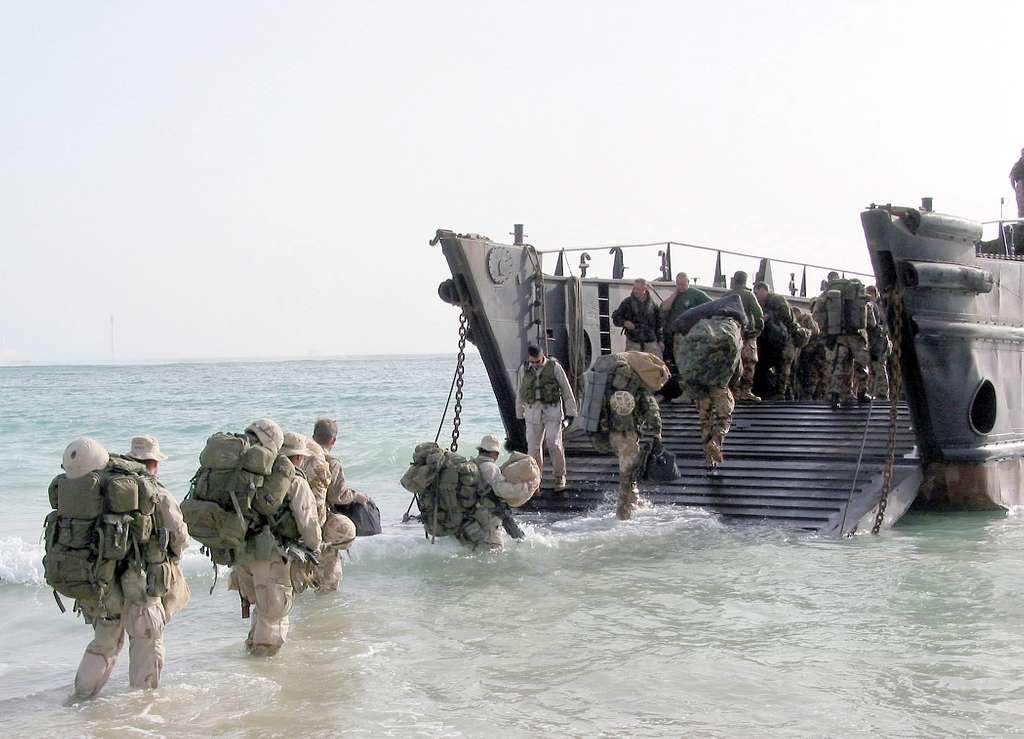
{"left": 862, "top": 206, "right": 1024, "bottom": 509}
{"left": 434, "top": 230, "right": 912, "bottom": 535}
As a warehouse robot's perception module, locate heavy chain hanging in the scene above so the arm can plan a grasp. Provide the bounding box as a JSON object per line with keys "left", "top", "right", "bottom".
{"left": 873, "top": 288, "right": 904, "bottom": 534}
{"left": 450, "top": 311, "right": 468, "bottom": 452}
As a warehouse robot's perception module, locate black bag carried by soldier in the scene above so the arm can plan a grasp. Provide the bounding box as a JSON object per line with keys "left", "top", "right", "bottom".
{"left": 644, "top": 448, "right": 680, "bottom": 483}
{"left": 333, "top": 497, "right": 382, "bottom": 537}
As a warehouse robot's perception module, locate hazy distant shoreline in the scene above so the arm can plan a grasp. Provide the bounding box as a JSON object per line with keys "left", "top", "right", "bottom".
{"left": 0, "top": 350, "right": 476, "bottom": 370}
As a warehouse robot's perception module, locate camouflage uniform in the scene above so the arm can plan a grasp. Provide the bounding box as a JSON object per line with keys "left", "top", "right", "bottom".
{"left": 600, "top": 390, "right": 662, "bottom": 520}
{"left": 319, "top": 454, "right": 358, "bottom": 592}
{"left": 727, "top": 286, "right": 764, "bottom": 399}
{"left": 299, "top": 438, "right": 355, "bottom": 593}
{"left": 866, "top": 300, "right": 891, "bottom": 400}
{"left": 791, "top": 307, "right": 820, "bottom": 400}
{"left": 674, "top": 316, "right": 742, "bottom": 468}
{"left": 813, "top": 284, "right": 875, "bottom": 404}
{"left": 758, "top": 293, "right": 809, "bottom": 401}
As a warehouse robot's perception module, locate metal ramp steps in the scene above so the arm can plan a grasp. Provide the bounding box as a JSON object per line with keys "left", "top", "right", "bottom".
{"left": 521, "top": 401, "right": 918, "bottom": 535}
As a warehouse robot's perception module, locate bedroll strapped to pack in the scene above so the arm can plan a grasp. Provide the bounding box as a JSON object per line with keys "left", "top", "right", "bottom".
{"left": 43, "top": 455, "right": 169, "bottom": 612}
{"left": 665, "top": 294, "right": 746, "bottom": 339}
{"left": 579, "top": 353, "right": 647, "bottom": 434}
{"left": 181, "top": 431, "right": 296, "bottom": 565}
{"left": 400, "top": 442, "right": 483, "bottom": 542}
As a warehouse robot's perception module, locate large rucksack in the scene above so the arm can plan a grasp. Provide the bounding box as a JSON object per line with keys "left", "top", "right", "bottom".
{"left": 400, "top": 442, "right": 483, "bottom": 542}
{"left": 181, "top": 432, "right": 296, "bottom": 565}
{"left": 43, "top": 455, "right": 169, "bottom": 612}
{"left": 676, "top": 316, "right": 743, "bottom": 390}
{"left": 579, "top": 353, "right": 649, "bottom": 434}
{"left": 821, "top": 279, "right": 869, "bottom": 334}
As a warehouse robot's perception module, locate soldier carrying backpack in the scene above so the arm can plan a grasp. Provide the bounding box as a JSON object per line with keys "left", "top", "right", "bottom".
{"left": 181, "top": 418, "right": 321, "bottom": 656}
{"left": 45, "top": 436, "right": 190, "bottom": 700}
{"left": 812, "top": 273, "right": 875, "bottom": 408}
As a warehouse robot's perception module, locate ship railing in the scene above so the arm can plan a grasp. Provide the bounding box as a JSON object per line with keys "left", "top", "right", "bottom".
{"left": 536, "top": 241, "right": 874, "bottom": 298}
{"left": 978, "top": 218, "right": 1024, "bottom": 258}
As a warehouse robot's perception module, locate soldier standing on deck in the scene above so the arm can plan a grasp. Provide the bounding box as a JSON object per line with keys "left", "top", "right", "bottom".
{"left": 727, "top": 271, "right": 764, "bottom": 402}
{"left": 790, "top": 305, "right": 820, "bottom": 400}
{"left": 753, "top": 281, "right": 810, "bottom": 401}
{"left": 1010, "top": 147, "right": 1024, "bottom": 218}
{"left": 516, "top": 345, "right": 578, "bottom": 491}
{"left": 612, "top": 278, "right": 663, "bottom": 353}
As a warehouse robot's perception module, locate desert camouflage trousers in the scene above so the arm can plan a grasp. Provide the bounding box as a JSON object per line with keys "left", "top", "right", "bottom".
{"left": 608, "top": 430, "right": 641, "bottom": 520}
{"left": 695, "top": 387, "right": 736, "bottom": 447}
{"left": 869, "top": 358, "right": 890, "bottom": 399}
{"left": 732, "top": 337, "right": 759, "bottom": 391}
{"left": 826, "top": 335, "right": 870, "bottom": 400}
{"left": 230, "top": 558, "right": 293, "bottom": 657}
{"left": 74, "top": 585, "right": 166, "bottom": 698}
{"left": 315, "top": 513, "right": 356, "bottom": 592}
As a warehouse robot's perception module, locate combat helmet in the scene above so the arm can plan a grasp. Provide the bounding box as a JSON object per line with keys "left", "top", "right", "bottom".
{"left": 609, "top": 390, "right": 636, "bottom": 416}
{"left": 245, "top": 418, "right": 284, "bottom": 455}
{"left": 62, "top": 437, "right": 110, "bottom": 479}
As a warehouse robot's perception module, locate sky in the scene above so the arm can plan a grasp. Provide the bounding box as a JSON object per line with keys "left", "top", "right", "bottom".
{"left": 2, "top": 1, "right": 1021, "bottom": 364}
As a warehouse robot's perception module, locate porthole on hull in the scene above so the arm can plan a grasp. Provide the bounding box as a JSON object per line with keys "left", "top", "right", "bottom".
{"left": 969, "top": 380, "right": 997, "bottom": 435}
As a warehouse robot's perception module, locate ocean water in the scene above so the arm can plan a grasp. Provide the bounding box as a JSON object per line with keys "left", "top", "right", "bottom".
{"left": 1, "top": 355, "right": 1023, "bottom": 737}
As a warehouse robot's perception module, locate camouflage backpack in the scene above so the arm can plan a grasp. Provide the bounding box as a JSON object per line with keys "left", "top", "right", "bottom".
{"left": 400, "top": 442, "right": 481, "bottom": 541}
{"left": 44, "top": 455, "right": 170, "bottom": 613}
{"left": 579, "top": 353, "right": 645, "bottom": 434}
{"left": 675, "top": 316, "right": 743, "bottom": 390}
{"left": 180, "top": 432, "right": 296, "bottom": 565}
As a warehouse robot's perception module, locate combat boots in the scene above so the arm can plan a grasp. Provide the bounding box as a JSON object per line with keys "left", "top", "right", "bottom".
{"left": 830, "top": 393, "right": 841, "bottom": 409}
{"left": 704, "top": 440, "right": 724, "bottom": 471}
{"left": 735, "top": 389, "right": 761, "bottom": 403}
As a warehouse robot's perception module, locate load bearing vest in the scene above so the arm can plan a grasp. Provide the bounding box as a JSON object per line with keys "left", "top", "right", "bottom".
{"left": 520, "top": 360, "right": 562, "bottom": 405}
{"left": 181, "top": 432, "right": 297, "bottom": 565}
{"left": 44, "top": 455, "right": 170, "bottom": 611}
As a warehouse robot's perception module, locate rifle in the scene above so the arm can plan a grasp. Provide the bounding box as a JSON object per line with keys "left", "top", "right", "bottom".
{"left": 490, "top": 496, "right": 525, "bottom": 540}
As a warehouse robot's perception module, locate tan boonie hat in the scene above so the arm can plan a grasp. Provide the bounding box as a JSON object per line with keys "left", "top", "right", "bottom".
{"left": 245, "top": 418, "right": 284, "bottom": 455}
{"left": 63, "top": 437, "right": 110, "bottom": 479}
{"left": 280, "top": 431, "right": 313, "bottom": 458}
{"left": 127, "top": 435, "right": 168, "bottom": 461}
{"left": 479, "top": 435, "right": 502, "bottom": 453}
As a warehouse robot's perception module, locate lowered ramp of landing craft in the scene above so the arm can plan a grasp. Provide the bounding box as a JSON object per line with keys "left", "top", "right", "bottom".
{"left": 523, "top": 400, "right": 920, "bottom": 536}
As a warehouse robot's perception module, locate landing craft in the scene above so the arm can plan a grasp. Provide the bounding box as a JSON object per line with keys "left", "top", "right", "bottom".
{"left": 431, "top": 226, "right": 921, "bottom": 536}
{"left": 862, "top": 200, "right": 1024, "bottom": 510}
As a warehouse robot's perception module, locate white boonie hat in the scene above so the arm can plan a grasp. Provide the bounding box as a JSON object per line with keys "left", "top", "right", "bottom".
{"left": 479, "top": 435, "right": 502, "bottom": 453}
{"left": 280, "top": 432, "right": 313, "bottom": 458}
{"left": 127, "top": 435, "right": 168, "bottom": 461}
{"left": 246, "top": 418, "right": 284, "bottom": 455}
{"left": 63, "top": 437, "right": 110, "bottom": 479}
{"left": 609, "top": 390, "right": 636, "bottom": 416}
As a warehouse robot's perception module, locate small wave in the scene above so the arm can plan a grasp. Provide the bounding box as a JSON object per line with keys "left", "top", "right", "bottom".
{"left": 0, "top": 537, "right": 44, "bottom": 586}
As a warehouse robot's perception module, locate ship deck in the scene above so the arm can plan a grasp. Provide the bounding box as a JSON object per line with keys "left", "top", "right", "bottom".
{"left": 522, "top": 400, "right": 918, "bottom": 536}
